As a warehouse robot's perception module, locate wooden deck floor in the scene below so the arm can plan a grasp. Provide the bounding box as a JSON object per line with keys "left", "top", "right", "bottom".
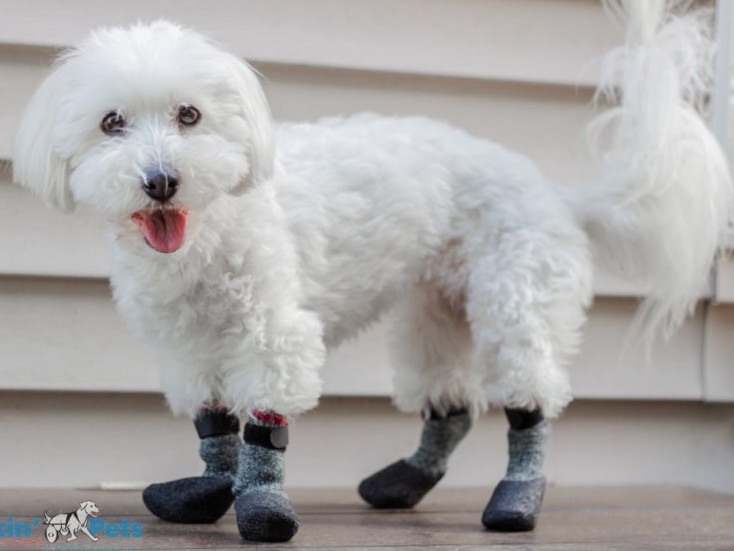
{"left": 1, "top": 486, "right": 733, "bottom": 550}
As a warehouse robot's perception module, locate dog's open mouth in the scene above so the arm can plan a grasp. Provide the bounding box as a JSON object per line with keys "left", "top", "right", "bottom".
{"left": 131, "top": 208, "right": 188, "bottom": 254}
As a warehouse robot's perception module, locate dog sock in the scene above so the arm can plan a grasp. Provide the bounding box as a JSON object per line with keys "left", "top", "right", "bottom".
{"left": 482, "top": 408, "right": 549, "bottom": 532}
{"left": 358, "top": 408, "right": 471, "bottom": 508}
{"left": 233, "top": 411, "right": 299, "bottom": 543}
{"left": 143, "top": 408, "right": 240, "bottom": 523}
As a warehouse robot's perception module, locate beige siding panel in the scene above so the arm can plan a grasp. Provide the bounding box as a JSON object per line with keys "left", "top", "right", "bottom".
{"left": 703, "top": 304, "right": 734, "bottom": 401}
{"left": 0, "top": 172, "right": 110, "bottom": 278}
{"left": 0, "top": 276, "right": 157, "bottom": 392}
{"left": 0, "top": 0, "right": 619, "bottom": 87}
{"left": 0, "top": 45, "right": 54, "bottom": 163}
{"left": 0, "top": 277, "right": 704, "bottom": 399}
{"left": 715, "top": 254, "right": 734, "bottom": 303}
{"left": 569, "top": 298, "right": 704, "bottom": 400}
{"left": 3, "top": 394, "right": 734, "bottom": 492}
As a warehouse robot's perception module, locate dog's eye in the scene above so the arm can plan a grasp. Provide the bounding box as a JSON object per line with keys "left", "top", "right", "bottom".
{"left": 101, "top": 112, "right": 125, "bottom": 135}
{"left": 177, "top": 105, "right": 200, "bottom": 127}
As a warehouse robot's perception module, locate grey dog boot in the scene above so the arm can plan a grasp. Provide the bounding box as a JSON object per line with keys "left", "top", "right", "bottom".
{"left": 233, "top": 411, "right": 299, "bottom": 543}
{"left": 482, "top": 408, "right": 549, "bottom": 532}
{"left": 359, "top": 408, "right": 472, "bottom": 508}
{"left": 143, "top": 408, "right": 240, "bottom": 523}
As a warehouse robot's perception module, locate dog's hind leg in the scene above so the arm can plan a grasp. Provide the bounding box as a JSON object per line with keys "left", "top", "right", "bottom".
{"left": 481, "top": 407, "right": 549, "bottom": 532}
{"left": 359, "top": 408, "right": 472, "bottom": 509}
{"left": 359, "top": 284, "right": 481, "bottom": 508}
{"left": 143, "top": 404, "right": 240, "bottom": 524}
{"left": 465, "top": 217, "right": 591, "bottom": 532}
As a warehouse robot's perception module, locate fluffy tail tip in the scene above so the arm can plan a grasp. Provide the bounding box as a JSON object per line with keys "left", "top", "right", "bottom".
{"left": 588, "top": 0, "right": 733, "bottom": 348}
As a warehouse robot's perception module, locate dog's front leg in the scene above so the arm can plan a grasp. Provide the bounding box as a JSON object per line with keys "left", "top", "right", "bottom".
{"left": 65, "top": 528, "right": 77, "bottom": 542}
{"left": 232, "top": 410, "right": 297, "bottom": 543}
{"left": 143, "top": 404, "right": 241, "bottom": 524}
{"left": 224, "top": 310, "right": 324, "bottom": 543}
{"left": 80, "top": 525, "right": 98, "bottom": 542}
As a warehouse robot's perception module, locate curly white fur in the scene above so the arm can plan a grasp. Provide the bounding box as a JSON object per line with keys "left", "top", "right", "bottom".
{"left": 12, "top": 4, "right": 731, "bottom": 421}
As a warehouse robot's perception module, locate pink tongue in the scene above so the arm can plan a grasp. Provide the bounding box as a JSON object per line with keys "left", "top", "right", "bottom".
{"left": 132, "top": 210, "right": 188, "bottom": 253}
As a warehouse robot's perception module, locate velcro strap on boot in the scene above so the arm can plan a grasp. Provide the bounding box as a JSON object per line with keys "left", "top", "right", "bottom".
{"left": 244, "top": 423, "right": 289, "bottom": 451}
{"left": 427, "top": 407, "right": 469, "bottom": 421}
{"left": 194, "top": 409, "right": 240, "bottom": 439}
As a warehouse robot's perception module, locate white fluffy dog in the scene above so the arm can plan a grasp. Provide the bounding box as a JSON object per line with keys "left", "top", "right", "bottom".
{"left": 12, "top": 0, "right": 732, "bottom": 543}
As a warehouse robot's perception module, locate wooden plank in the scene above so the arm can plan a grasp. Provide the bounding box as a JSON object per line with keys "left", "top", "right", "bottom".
{"left": 0, "top": 0, "right": 620, "bottom": 87}
{"left": 1, "top": 486, "right": 734, "bottom": 549}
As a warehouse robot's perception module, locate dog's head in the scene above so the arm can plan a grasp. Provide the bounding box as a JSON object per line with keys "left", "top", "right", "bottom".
{"left": 13, "top": 20, "right": 274, "bottom": 254}
{"left": 80, "top": 501, "right": 100, "bottom": 517}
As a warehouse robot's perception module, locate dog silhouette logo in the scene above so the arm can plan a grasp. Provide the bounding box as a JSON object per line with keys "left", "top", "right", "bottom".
{"left": 43, "top": 500, "right": 100, "bottom": 543}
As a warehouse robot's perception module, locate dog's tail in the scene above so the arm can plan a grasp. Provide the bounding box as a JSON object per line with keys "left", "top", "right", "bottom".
{"left": 565, "top": 0, "right": 733, "bottom": 347}
{"left": 43, "top": 509, "right": 51, "bottom": 524}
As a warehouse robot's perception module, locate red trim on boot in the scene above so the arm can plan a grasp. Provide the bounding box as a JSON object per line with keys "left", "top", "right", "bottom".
{"left": 250, "top": 410, "right": 289, "bottom": 427}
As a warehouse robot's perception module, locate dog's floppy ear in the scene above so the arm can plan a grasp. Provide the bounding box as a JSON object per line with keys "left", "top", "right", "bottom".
{"left": 223, "top": 53, "right": 275, "bottom": 193}
{"left": 12, "top": 56, "right": 75, "bottom": 212}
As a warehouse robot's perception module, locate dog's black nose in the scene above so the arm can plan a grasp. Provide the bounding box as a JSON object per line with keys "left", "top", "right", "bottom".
{"left": 143, "top": 171, "right": 178, "bottom": 202}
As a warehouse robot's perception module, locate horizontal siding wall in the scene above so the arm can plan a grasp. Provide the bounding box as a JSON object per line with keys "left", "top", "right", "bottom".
{"left": 0, "top": 0, "right": 620, "bottom": 86}
{"left": 716, "top": 254, "right": 734, "bottom": 302}
{"left": 0, "top": 0, "right": 730, "bottom": 401}
{"left": 0, "top": 273, "right": 708, "bottom": 398}
{"left": 4, "top": 394, "right": 734, "bottom": 492}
